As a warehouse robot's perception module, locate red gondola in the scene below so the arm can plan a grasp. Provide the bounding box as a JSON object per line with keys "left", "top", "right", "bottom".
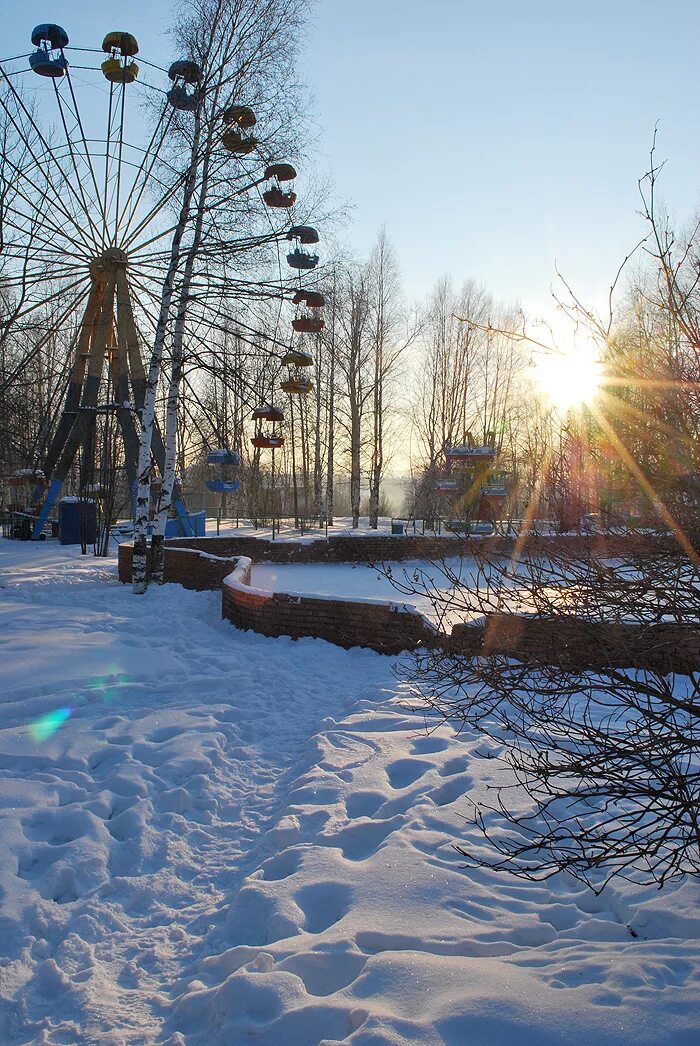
{"left": 251, "top": 432, "right": 284, "bottom": 450}
{"left": 264, "top": 163, "right": 297, "bottom": 182}
{"left": 292, "top": 316, "right": 325, "bottom": 334}
{"left": 292, "top": 290, "right": 325, "bottom": 308}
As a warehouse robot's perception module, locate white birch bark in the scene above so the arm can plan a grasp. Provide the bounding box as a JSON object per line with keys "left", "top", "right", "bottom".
{"left": 131, "top": 112, "right": 203, "bottom": 594}
{"left": 151, "top": 107, "right": 212, "bottom": 584}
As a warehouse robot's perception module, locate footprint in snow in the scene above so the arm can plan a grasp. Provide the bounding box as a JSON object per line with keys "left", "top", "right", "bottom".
{"left": 429, "top": 772, "right": 473, "bottom": 807}
{"left": 386, "top": 758, "right": 433, "bottom": 789}
{"left": 260, "top": 849, "right": 302, "bottom": 882}
{"left": 411, "top": 735, "right": 449, "bottom": 755}
{"left": 323, "top": 815, "right": 403, "bottom": 861}
{"left": 278, "top": 948, "right": 367, "bottom": 997}
{"left": 345, "top": 790, "right": 384, "bottom": 818}
{"left": 439, "top": 755, "right": 471, "bottom": 777}
{"left": 295, "top": 881, "right": 353, "bottom": 933}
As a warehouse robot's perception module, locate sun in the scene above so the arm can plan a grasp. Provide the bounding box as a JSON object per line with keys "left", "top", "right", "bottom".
{"left": 534, "top": 346, "right": 602, "bottom": 411}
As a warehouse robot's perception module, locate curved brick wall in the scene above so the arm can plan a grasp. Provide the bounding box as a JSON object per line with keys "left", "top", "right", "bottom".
{"left": 117, "top": 544, "right": 240, "bottom": 590}
{"left": 221, "top": 558, "right": 439, "bottom": 655}
{"left": 117, "top": 534, "right": 699, "bottom": 669}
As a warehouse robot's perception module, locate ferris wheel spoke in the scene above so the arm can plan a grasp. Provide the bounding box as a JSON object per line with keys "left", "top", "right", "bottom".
{"left": 115, "top": 100, "right": 176, "bottom": 243}
{"left": 122, "top": 170, "right": 192, "bottom": 253}
{"left": 0, "top": 123, "right": 99, "bottom": 256}
{"left": 0, "top": 235, "right": 88, "bottom": 272}
{"left": 0, "top": 69, "right": 101, "bottom": 253}
{"left": 0, "top": 280, "right": 91, "bottom": 394}
{"left": 0, "top": 215, "right": 91, "bottom": 265}
{"left": 62, "top": 68, "right": 110, "bottom": 242}
{"left": 101, "top": 78, "right": 116, "bottom": 247}
{"left": 0, "top": 210, "right": 91, "bottom": 263}
{"left": 180, "top": 300, "right": 291, "bottom": 356}
{"left": 51, "top": 79, "right": 105, "bottom": 248}
{"left": 110, "top": 82, "right": 129, "bottom": 244}
{"left": 0, "top": 256, "right": 88, "bottom": 287}
{"left": 0, "top": 271, "right": 88, "bottom": 300}
{"left": 0, "top": 258, "right": 88, "bottom": 285}
{"left": 1, "top": 274, "right": 91, "bottom": 331}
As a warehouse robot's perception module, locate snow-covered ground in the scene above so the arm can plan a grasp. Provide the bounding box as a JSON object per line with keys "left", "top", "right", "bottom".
{"left": 252, "top": 560, "right": 477, "bottom": 626}
{"left": 1, "top": 539, "right": 699, "bottom": 1044}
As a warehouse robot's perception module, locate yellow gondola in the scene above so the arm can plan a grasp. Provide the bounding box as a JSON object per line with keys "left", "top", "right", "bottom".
{"left": 102, "top": 32, "right": 139, "bottom": 56}
{"left": 101, "top": 57, "right": 139, "bottom": 83}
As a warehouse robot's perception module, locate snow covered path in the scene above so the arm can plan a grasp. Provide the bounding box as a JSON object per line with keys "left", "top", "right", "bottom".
{"left": 1, "top": 541, "right": 699, "bottom": 1044}
{"left": 0, "top": 543, "right": 394, "bottom": 1042}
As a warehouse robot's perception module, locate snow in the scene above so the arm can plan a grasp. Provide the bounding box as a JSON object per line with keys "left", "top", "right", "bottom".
{"left": 1, "top": 538, "right": 699, "bottom": 1044}
{"left": 241, "top": 559, "right": 432, "bottom": 618}
{"left": 251, "top": 560, "right": 471, "bottom": 624}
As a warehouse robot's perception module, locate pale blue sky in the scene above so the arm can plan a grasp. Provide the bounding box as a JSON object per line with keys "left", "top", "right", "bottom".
{"left": 5, "top": 0, "right": 700, "bottom": 320}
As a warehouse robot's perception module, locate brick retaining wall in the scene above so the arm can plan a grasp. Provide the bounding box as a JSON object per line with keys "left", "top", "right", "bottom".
{"left": 118, "top": 545, "right": 240, "bottom": 590}
{"left": 474, "top": 613, "right": 700, "bottom": 673}
{"left": 117, "top": 535, "right": 700, "bottom": 670}
{"left": 118, "top": 530, "right": 680, "bottom": 584}
{"left": 220, "top": 559, "right": 700, "bottom": 670}
{"left": 221, "top": 558, "right": 436, "bottom": 655}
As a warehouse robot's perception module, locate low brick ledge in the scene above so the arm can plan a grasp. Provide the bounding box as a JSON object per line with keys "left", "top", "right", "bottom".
{"left": 118, "top": 543, "right": 240, "bottom": 591}
{"left": 118, "top": 538, "right": 700, "bottom": 669}
{"left": 117, "top": 529, "right": 683, "bottom": 582}
{"left": 221, "top": 557, "right": 437, "bottom": 655}
{"left": 221, "top": 558, "right": 700, "bottom": 670}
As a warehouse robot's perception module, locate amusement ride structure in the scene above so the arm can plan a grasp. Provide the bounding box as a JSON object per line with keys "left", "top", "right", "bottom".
{"left": 433, "top": 441, "right": 509, "bottom": 529}
{"left": 0, "top": 22, "right": 323, "bottom": 552}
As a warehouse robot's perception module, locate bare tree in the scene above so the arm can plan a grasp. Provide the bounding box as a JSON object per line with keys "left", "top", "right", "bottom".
{"left": 366, "top": 229, "right": 416, "bottom": 528}
{"left": 392, "top": 155, "right": 700, "bottom": 888}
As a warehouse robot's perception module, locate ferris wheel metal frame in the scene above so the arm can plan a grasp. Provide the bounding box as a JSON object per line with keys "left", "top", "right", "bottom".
{"left": 0, "top": 20, "right": 325, "bottom": 550}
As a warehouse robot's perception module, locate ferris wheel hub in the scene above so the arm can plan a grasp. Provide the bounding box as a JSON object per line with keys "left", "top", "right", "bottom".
{"left": 89, "top": 248, "right": 129, "bottom": 277}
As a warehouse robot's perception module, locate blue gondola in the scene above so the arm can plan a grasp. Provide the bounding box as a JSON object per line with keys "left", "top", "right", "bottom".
{"left": 167, "top": 60, "right": 202, "bottom": 111}
{"left": 168, "top": 60, "right": 202, "bottom": 83}
{"left": 206, "top": 449, "right": 241, "bottom": 466}
{"left": 29, "top": 24, "right": 69, "bottom": 78}
{"left": 206, "top": 448, "right": 240, "bottom": 499}
{"left": 31, "top": 23, "right": 69, "bottom": 48}
{"left": 287, "top": 249, "right": 319, "bottom": 270}
{"left": 167, "top": 85, "right": 200, "bottom": 111}
{"left": 206, "top": 479, "right": 241, "bottom": 494}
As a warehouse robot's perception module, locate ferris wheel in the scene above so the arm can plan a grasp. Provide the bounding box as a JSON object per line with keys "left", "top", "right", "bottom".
{"left": 0, "top": 22, "right": 316, "bottom": 544}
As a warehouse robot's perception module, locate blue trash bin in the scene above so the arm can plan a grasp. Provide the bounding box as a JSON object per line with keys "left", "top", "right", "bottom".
{"left": 58, "top": 498, "right": 97, "bottom": 545}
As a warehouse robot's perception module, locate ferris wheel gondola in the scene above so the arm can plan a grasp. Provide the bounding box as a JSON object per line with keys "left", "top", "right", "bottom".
{"left": 206, "top": 449, "right": 241, "bottom": 495}
{"left": 167, "top": 61, "right": 202, "bottom": 111}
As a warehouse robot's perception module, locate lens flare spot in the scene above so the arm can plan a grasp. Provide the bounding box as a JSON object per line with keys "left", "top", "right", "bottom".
{"left": 30, "top": 707, "right": 73, "bottom": 743}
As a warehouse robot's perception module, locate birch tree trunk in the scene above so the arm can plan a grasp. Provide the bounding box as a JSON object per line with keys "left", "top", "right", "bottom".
{"left": 131, "top": 113, "right": 202, "bottom": 594}
{"left": 151, "top": 105, "right": 213, "bottom": 583}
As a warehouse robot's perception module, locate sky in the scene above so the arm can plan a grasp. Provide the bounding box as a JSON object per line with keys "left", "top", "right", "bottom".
{"left": 4, "top": 0, "right": 700, "bottom": 329}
